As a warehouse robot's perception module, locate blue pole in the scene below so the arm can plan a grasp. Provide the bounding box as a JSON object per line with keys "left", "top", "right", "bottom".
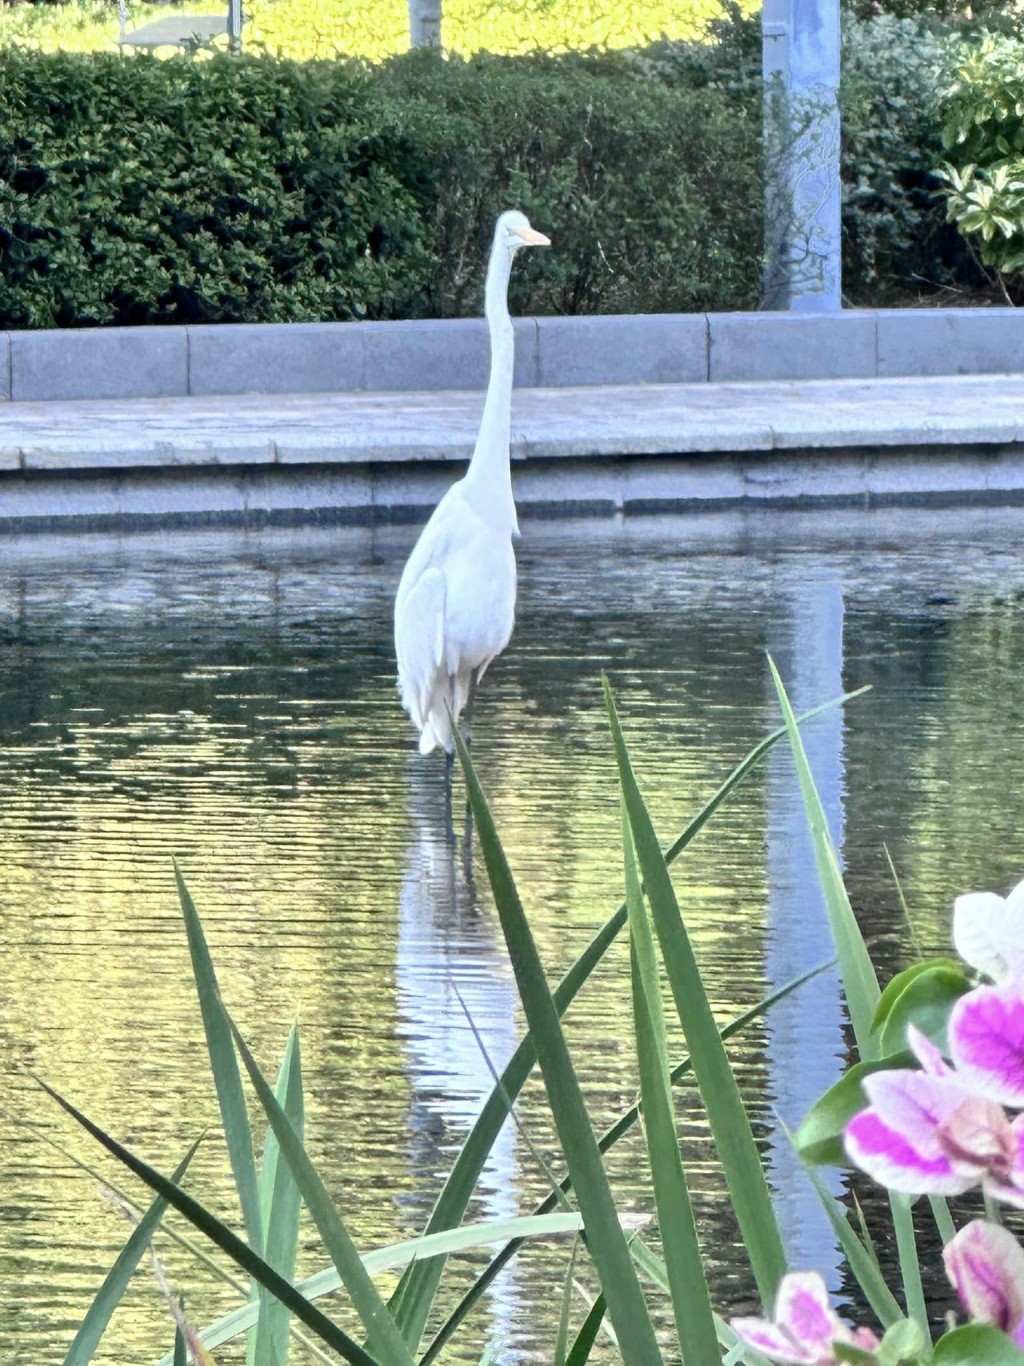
{"left": 762, "top": 0, "right": 842, "bottom": 309}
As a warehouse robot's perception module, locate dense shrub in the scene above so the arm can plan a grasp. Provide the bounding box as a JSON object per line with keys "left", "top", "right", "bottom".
{"left": 1, "top": 15, "right": 1002, "bottom": 328}
{"left": 0, "top": 42, "right": 763, "bottom": 327}
{"left": 382, "top": 44, "right": 763, "bottom": 317}
{"left": 839, "top": 13, "right": 964, "bottom": 302}
{"left": 937, "top": 34, "right": 1024, "bottom": 297}
{"left": 0, "top": 51, "right": 433, "bottom": 326}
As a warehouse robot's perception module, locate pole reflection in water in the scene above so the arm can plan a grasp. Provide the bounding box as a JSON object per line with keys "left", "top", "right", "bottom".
{"left": 764, "top": 569, "right": 847, "bottom": 1286}
{"left": 395, "top": 761, "right": 521, "bottom": 1353}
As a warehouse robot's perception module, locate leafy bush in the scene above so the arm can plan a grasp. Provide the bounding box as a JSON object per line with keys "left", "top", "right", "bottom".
{"left": 839, "top": 13, "right": 966, "bottom": 303}
{"left": 0, "top": 42, "right": 763, "bottom": 327}
{"left": 937, "top": 34, "right": 1024, "bottom": 296}
{"left": 382, "top": 44, "right": 762, "bottom": 317}
{"left": 0, "top": 50, "right": 431, "bottom": 326}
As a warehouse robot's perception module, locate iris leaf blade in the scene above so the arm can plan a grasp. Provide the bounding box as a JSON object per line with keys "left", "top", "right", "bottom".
{"left": 622, "top": 803, "right": 718, "bottom": 1362}
{"left": 163, "top": 1214, "right": 586, "bottom": 1360}
{"left": 423, "top": 959, "right": 833, "bottom": 1363}
{"left": 453, "top": 723, "right": 665, "bottom": 1366}
{"left": 225, "top": 1016, "right": 416, "bottom": 1366}
{"left": 401, "top": 690, "right": 862, "bottom": 1357}
{"left": 255, "top": 1023, "right": 304, "bottom": 1366}
{"left": 766, "top": 660, "right": 880, "bottom": 1055}
{"left": 176, "top": 865, "right": 265, "bottom": 1249}
{"left": 62, "top": 1142, "right": 200, "bottom": 1366}
{"left": 35, "top": 1077, "right": 382, "bottom": 1366}
{"left": 605, "top": 676, "right": 786, "bottom": 1307}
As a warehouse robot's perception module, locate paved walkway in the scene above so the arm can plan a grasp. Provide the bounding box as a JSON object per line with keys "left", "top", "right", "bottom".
{"left": 3, "top": 373, "right": 1024, "bottom": 527}
{"left": 2, "top": 372, "right": 1024, "bottom": 468}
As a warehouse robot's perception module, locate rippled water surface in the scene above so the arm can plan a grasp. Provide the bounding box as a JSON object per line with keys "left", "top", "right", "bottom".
{"left": 3, "top": 507, "right": 1024, "bottom": 1363}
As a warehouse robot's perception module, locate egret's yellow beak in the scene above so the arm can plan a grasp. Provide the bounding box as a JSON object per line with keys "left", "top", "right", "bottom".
{"left": 514, "top": 226, "right": 551, "bottom": 247}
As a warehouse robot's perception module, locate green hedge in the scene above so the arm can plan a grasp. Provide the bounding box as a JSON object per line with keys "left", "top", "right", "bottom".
{"left": 0, "top": 42, "right": 762, "bottom": 328}
{"left": 0, "top": 20, "right": 999, "bottom": 329}
{"left": 839, "top": 13, "right": 955, "bottom": 302}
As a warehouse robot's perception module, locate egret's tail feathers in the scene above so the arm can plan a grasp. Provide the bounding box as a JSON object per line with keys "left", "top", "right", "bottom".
{"left": 397, "top": 659, "right": 471, "bottom": 759}
{"left": 418, "top": 724, "right": 440, "bottom": 756}
{"left": 419, "top": 707, "right": 454, "bottom": 756}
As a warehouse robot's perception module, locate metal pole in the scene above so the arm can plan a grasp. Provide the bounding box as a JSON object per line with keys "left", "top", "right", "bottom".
{"left": 228, "top": 0, "right": 243, "bottom": 52}
{"left": 762, "top": 0, "right": 842, "bottom": 310}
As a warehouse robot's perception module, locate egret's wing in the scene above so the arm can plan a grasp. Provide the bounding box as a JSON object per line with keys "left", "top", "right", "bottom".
{"left": 395, "top": 565, "right": 447, "bottom": 735}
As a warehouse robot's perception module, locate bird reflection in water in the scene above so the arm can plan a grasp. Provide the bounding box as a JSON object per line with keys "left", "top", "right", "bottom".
{"left": 395, "top": 765, "right": 521, "bottom": 1353}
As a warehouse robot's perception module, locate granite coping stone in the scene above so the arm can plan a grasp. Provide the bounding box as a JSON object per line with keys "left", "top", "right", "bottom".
{"left": 876, "top": 308, "right": 1024, "bottom": 378}
{"left": 5, "top": 309, "right": 1024, "bottom": 403}
{"left": 10, "top": 326, "right": 189, "bottom": 402}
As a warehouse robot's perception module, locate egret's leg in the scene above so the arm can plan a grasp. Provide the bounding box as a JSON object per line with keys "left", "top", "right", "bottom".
{"left": 462, "top": 668, "right": 480, "bottom": 848}
{"left": 443, "top": 746, "right": 455, "bottom": 843}
{"left": 463, "top": 669, "right": 480, "bottom": 751}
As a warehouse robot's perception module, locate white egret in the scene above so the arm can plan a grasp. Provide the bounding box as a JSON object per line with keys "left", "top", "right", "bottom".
{"left": 394, "top": 209, "right": 550, "bottom": 772}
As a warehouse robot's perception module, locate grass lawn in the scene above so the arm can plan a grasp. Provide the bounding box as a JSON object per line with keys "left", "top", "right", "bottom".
{"left": 0, "top": 0, "right": 746, "bottom": 60}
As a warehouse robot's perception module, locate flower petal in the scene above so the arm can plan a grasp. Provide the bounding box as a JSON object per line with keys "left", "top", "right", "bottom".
{"left": 776, "top": 1272, "right": 843, "bottom": 1351}
{"left": 730, "top": 1317, "right": 819, "bottom": 1363}
{"left": 861, "top": 1067, "right": 974, "bottom": 1151}
{"left": 955, "top": 892, "right": 1014, "bottom": 979}
{"left": 944, "top": 1219, "right": 1024, "bottom": 1333}
{"left": 954, "top": 886, "right": 1024, "bottom": 985}
{"left": 908, "top": 1024, "right": 952, "bottom": 1077}
{"left": 938, "top": 1096, "right": 1015, "bottom": 1178}
{"left": 846, "top": 1107, "right": 972, "bottom": 1194}
{"left": 950, "top": 987, "right": 1024, "bottom": 1106}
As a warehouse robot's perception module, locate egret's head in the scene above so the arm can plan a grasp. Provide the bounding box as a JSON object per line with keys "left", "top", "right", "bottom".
{"left": 495, "top": 209, "right": 551, "bottom": 255}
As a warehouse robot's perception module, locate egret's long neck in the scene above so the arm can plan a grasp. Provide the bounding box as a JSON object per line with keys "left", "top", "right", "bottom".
{"left": 463, "top": 243, "right": 517, "bottom": 529}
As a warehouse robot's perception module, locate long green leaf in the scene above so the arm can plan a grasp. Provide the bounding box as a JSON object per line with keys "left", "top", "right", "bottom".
{"left": 453, "top": 724, "right": 665, "bottom": 1366}
{"left": 423, "top": 960, "right": 833, "bottom": 1364}
{"left": 565, "top": 1294, "right": 606, "bottom": 1366}
{"left": 626, "top": 1236, "right": 773, "bottom": 1366}
{"left": 35, "top": 1077, "right": 382, "bottom": 1366}
{"left": 172, "top": 1214, "right": 587, "bottom": 1359}
{"left": 63, "top": 1143, "right": 200, "bottom": 1366}
{"left": 176, "top": 864, "right": 265, "bottom": 1248}
{"left": 225, "top": 1017, "right": 415, "bottom": 1366}
{"left": 892, "top": 1193, "right": 927, "bottom": 1328}
{"left": 605, "top": 677, "right": 786, "bottom": 1308}
{"left": 766, "top": 661, "right": 880, "bottom": 1053}
{"left": 398, "top": 689, "right": 864, "bottom": 1355}
{"left": 554, "top": 1239, "right": 580, "bottom": 1366}
{"left": 254, "top": 1024, "right": 304, "bottom": 1366}
{"left": 800, "top": 1159, "right": 903, "bottom": 1327}
{"left": 767, "top": 662, "right": 928, "bottom": 1328}
{"left": 622, "top": 804, "right": 718, "bottom": 1362}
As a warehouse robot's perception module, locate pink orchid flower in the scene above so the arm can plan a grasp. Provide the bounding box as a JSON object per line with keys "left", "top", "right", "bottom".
{"left": 730, "top": 1271, "right": 880, "bottom": 1364}
{"left": 845, "top": 1017, "right": 1024, "bottom": 1205}
{"left": 944, "top": 1219, "right": 1024, "bottom": 1346}
{"left": 954, "top": 876, "right": 1024, "bottom": 987}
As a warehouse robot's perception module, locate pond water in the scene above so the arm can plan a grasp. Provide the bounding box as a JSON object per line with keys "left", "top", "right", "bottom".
{"left": 2, "top": 505, "right": 1024, "bottom": 1363}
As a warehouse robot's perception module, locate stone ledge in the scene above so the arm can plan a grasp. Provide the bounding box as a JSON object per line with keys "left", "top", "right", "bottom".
{"left": 4, "top": 308, "right": 1023, "bottom": 403}
{"left": 3, "top": 375, "right": 1024, "bottom": 476}
{"left": 5, "top": 445, "right": 1024, "bottom": 534}
{"left": 4, "top": 373, "right": 1024, "bottom": 530}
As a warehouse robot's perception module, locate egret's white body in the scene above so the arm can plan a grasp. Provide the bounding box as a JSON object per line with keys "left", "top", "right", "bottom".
{"left": 394, "top": 211, "right": 549, "bottom": 756}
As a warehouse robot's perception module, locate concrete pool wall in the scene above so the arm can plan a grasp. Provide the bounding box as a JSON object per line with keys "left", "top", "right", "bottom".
{"left": 3, "top": 308, "right": 1024, "bottom": 402}
{"left": 2, "top": 308, "right": 1024, "bottom": 530}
